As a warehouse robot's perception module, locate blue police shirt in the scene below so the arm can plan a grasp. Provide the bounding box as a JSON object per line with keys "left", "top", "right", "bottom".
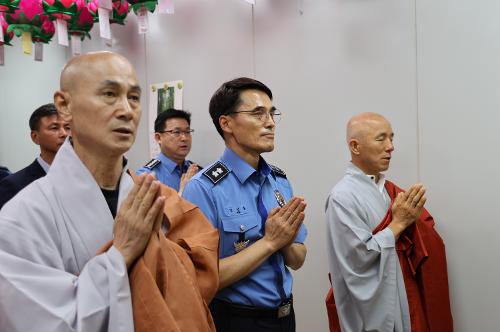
{"left": 182, "top": 147, "right": 307, "bottom": 308}
{"left": 136, "top": 152, "right": 193, "bottom": 191}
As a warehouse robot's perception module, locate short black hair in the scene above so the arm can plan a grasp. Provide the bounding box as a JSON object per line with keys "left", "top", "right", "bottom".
{"left": 29, "top": 103, "right": 58, "bottom": 131}
{"left": 154, "top": 109, "right": 192, "bottom": 133}
{"left": 209, "top": 77, "right": 273, "bottom": 138}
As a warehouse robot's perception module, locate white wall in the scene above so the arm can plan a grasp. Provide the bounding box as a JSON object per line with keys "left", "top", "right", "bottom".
{"left": 417, "top": 0, "right": 500, "bottom": 330}
{"left": 1, "top": 0, "right": 499, "bottom": 330}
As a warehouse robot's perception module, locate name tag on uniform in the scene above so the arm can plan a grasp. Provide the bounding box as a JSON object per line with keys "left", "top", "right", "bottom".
{"left": 233, "top": 239, "right": 249, "bottom": 253}
{"left": 274, "top": 190, "right": 286, "bottom": 207}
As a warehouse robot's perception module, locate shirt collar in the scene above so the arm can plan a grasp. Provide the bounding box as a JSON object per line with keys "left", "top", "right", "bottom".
{"left": 346, "top": 162, "right": 386, "bottom": 194}
{"left": 221, "top": 147, "right": 272, "bottom": 184}
{"left": 158, "top": 152, "right": 187, "bottom": 173}
{"left": 36, "top": 155, "right": 50, "bottom": 173}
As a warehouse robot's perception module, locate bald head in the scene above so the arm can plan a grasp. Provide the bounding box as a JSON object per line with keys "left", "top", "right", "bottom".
{"left": 60, "top": 52, "right": 137, "bottom": 93}
{"left": 54, "top": 51, "right": 142, "bottom": 158}
{"left": 346, "top": 112, "right": 390, "bottom": 144}
{"left": 346, "top": 112, "right": 394, "bottom": 176}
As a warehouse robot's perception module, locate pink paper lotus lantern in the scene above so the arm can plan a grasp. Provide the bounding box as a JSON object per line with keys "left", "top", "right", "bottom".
{"left": 42, "top": 0, "right": 77, "bottom": 46}
{"left": 5, "top": 0, "right": 43, "bottom": 54}
{"left": 31, "top": 13, "right": 53, "bottom": 60}
{"left": 42, "top": 0, "right": 76, "bottom": 20}
{"left": 126, "top": 0, "right": 156, "bottom": 15}
{"left": 110, "top": 0, "right": 128, "bottom": 24}
{"left": 68, "top": 0, "right": 92, "bottom": 55}
{"left": 31, "top": 12, "right": 53, "bottom": 43}
{"left": 0, "top": 0, "right": 21, "bottom": 14}
{"left": 87, "top": 0, "right": 127, "bottom": 42}
{"left": 88, "top": 0, "right": 128, "bottom": 25}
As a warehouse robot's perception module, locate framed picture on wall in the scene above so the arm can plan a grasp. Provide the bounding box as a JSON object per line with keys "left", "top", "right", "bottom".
{"left": 148, "top": 80, "right": 184, "bottom": 158}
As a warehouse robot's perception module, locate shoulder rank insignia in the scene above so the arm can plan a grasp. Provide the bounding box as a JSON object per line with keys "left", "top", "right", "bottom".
{"left": 270, "top": 165, "right": 287, "bottom": 178}
{"left": 144, "top": 158, "right": 161, "bottom": 170}
{"left": 203, "top": 161, "right": 230, "bottom": 184}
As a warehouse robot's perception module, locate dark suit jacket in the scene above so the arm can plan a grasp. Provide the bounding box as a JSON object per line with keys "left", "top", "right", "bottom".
{"left": 0, "top": 160, "right": 46, "bottom": 209}
{"left": 0, "top": 166, "right": 10, "bottom": 181}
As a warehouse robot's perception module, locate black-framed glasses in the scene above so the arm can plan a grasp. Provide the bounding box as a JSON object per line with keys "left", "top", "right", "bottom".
{"left": 226, "top": 108, "right": 282, "bottom": 124}
{"left": 158, "top": 129, "right": 194, "bottom": 138}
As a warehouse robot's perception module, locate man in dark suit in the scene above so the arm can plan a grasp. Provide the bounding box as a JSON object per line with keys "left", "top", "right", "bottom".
{"left": 0, "top": 104, "right": 70, "bottom": 209}
{"left": 0, "top": 166, "right": 10, "bottom": 181}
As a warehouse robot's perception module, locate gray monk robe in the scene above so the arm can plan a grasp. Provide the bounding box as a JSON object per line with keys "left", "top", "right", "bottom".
{"left": 0, "top": 140, "right": 135, "bottom": 331}
{"left": 325, "top": 163, "right": 411, "bottom": 332}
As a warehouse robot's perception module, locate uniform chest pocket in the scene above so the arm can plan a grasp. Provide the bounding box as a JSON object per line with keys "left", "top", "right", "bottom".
{"left": 220, "top": 214, "right": 261, "bottom": 257}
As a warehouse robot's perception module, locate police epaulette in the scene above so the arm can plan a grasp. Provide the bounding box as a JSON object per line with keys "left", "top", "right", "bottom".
{"left": 203, "top": 161, "right": 230, "bottom": 184}
{"left": 270, "top": 165, "right": 287, "bottom": 178}
{"left": 143, "top": 158, "right": 161, "bottom": 170}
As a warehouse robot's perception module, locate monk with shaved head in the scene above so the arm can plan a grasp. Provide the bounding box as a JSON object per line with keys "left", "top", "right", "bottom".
{"left": 0, "top": 52, "right": 218, "bottom": 331}
{"left": 325, "top": 113, "right": 453, "bottom": 332}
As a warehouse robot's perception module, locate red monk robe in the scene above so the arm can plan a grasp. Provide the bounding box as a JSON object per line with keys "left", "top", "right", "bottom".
{"left": 326, "top": 180, "right": 453, "bottom": 332}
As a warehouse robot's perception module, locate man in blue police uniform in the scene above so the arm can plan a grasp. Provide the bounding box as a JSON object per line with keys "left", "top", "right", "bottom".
{"left": 182, "top": 77, "right": 307, "bottom": 332}
{"left": 0, "top": 103, "right": 70, "bottom": 209}
{"left": 137, "top": 109, "right": 201, "bottom": 194}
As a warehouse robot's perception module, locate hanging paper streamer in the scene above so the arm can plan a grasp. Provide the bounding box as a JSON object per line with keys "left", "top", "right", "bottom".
{"left": 21, "top": 29, "right": 31, "bottom": 53}
{"left": 54, "top": 17, "right": 66, "bottom": 44}
{"left": 97, "top": 0, "right": 110, "bottom": 39}
{"left": 158, "top": 0, "right": 172, "bottom": 14}
{"left": 33, "top": 40, "right": 42, "bottom": 59}
{"left": 97, "top": 7, "right": 109, "bottom": 38}
{"left": 42, "top": 0, "right": 77, "bottom": 46}
{"left": 88, "top": 0, "right": 127, "bottom": 43}
{"left": 136, "top": 5, "right": 146, "bottom": 34}
{"left": 31, "top": 14, "right": 54, "bottom": 61}
{"left": 69, "top": 32, "right": 79, "bottom": 53}
{"left": 6, "top": 0, "right": 44, "bottom": 55}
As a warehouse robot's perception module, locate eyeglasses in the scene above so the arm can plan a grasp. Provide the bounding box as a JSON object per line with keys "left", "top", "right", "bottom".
{"left": 227, "top": 108, "right": 282, "bottom": 124}
{"left": 158, "top": 129, "right": 194, "bottom": 138}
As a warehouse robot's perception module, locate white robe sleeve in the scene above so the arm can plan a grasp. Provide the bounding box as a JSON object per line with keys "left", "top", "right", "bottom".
{"left": 325, "top": 193, "right": 399, "bottom": 331}
{"left": 0, "top": 245, "right": 133, "bottom": 332}
{"left": 0, "top": 205, "right": 133, "bottom": 332}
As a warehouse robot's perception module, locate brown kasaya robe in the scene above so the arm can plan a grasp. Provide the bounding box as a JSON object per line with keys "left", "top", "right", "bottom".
{"left": 99, "top": 176, "right": 219, "bottom": 332}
